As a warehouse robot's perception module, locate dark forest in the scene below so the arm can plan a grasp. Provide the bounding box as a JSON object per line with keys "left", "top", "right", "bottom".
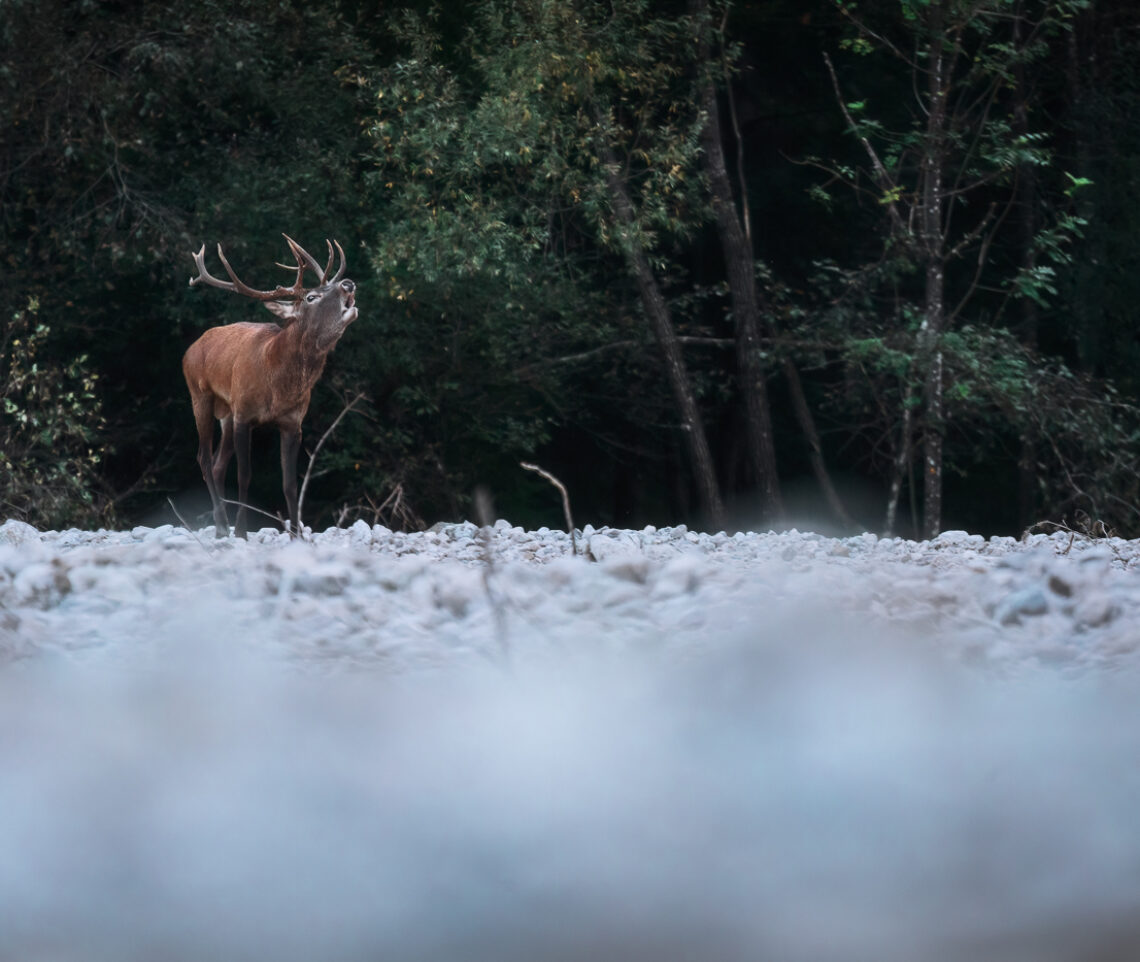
{"left": 3, "top": 0, "right": 1139, "bottom": 539}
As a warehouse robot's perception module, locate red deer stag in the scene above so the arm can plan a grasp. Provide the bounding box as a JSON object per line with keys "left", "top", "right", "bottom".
{"left": 183, "top": 235, "right": 358, "bottom": 538}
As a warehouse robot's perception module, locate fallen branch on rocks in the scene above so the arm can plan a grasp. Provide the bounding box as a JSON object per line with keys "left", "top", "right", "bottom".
{"left": 520, "top": 462, "right": 577, "bottom": 557}
{"left": 335, "top": 483, "right": 424, "bottom": 534}
{"left": 221, "top": 499, "right": 287, "bottom": 527}
{"left": 1022, "top": 515, "right": 1119, "bottom": 560}
{"left": 165, "top": 497, "right": 211, "bottom": 554}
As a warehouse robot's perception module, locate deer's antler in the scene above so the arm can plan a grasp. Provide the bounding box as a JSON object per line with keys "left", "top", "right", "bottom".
{"left": 282, "top": 235, "right": 327, "bottom": 285}
{"left": 189, "top": 242, "right": 309, "bottom": 301}
{"left": 189, "top": 235, "right": 346, "bottom": 298}
{"left": 327, "top": 240, "right": 347, "bottom": 284}
{"left": 281, "top": 235, "right": 346, "bottom": 286}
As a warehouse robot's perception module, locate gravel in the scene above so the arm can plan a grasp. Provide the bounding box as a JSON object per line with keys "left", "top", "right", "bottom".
{"left": 3, "top": 518, "right": 1140, "bottom": 674}
{"left": 2, "top": 517, "right": 1140, "bottom": 961}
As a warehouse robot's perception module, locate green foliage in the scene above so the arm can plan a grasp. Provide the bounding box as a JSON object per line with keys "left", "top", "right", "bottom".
{"left": 809, "top": 0, "right": 1106, "bottom": 533}
{"left": 1, "top": 300, "right": 111, "bottom": 529}
{"left": 350, "top": 0, "right": 716, "bottom": 523}
{"left": 368, "top": 0, "right": 707, "bottom": 255}
{"left": 940, "top": 326, "right": 1140, "bottom": 530}
{"left": 769, "top": 251, "right": 1140, "bottom": 535}
{"left": 826, "top": 0, "right": 1090, "bottom": 281}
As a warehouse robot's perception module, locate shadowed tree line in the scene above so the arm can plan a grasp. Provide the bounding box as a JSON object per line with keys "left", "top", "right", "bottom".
{"left": 3, "top": 0, "right": 1139, "bottom": 537}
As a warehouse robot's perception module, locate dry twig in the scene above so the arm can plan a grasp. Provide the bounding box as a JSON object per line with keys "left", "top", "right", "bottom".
{"left": 520, "top": 462, "right": 577, "bottom": 556}
{"left": 1022, "top": 515, "right": 1119, "bottom": 559}
{"left": 296, "top": 393, "right": 365, "bottom": 536}
{"left": 166, "top": 496, "right": 211, "bottom": 553}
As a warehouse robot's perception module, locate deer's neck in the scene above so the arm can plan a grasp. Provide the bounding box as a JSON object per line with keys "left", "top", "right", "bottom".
{"left": 268, "top": 322, "right": 336, "bottom": 391}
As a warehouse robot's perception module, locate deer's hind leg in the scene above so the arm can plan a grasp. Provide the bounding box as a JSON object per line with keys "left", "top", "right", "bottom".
{"left": 192, "top": 395, "right": 230, "bottom": 537}
{"left": 212, "top": 415, "right": 234, "bottom": 496}
{"left": 233, "top": 419, "right": 253, "bottom": 539}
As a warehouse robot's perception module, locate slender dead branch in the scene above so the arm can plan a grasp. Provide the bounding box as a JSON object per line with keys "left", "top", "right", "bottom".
{"left": 823, "top": 51, "right": 910, "bottom": 241}
{"left": 166, "top": 496, "right": 211, "bottom": 553}
{"left": 833, "top": 3, "right": 918, "bottom": 69}
{"left": 1022, "top": 517, "right": 1120, "bottom": 560}
{"left": 947, "top": 215, "right": 997, "bottom": 325}
{"left": 513, "top": 335, "right": 844, "bottom": 377}
{"left": 947, "top": 201, "right": 998, "bottom": 262}
{"left": 296, "top": 393, "right": 365, "bottom": 537}
{"left": 377, "top": 482, "right": 423, "bottom": 532}
{"left": 222, "top": 498, "right": 287, "bottom": 526}
{"left": 948, "top": 189, "right": 1019, "bottom": 326}
{"left": 521, "top": 462, "right": 577, "bottom": 556}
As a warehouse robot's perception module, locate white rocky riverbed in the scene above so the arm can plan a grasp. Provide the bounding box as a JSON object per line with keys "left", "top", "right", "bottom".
{"left": 2, "top": 517, "right": 1140, "bottom": 961}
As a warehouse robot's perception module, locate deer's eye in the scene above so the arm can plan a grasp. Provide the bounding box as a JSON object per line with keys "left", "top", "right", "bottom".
{"left": 305, "top": 292, "right": 319, "bottom": 303}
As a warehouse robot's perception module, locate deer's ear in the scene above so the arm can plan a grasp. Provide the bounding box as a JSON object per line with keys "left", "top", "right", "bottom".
{"left": 262, "top": 300, "right": 300, "bottom": 322}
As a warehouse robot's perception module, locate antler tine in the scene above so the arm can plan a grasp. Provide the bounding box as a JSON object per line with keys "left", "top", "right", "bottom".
{"left": 282, "top": 234, "right": 326, "bottom": 284}
{"left": 274, "top": 258, "right": 307, "bottom": 291}
{"left": 187, "top": 242, "right": 303, "bottom": 301}
{"left": 216, "top": 244, "right": 302, "bottom": 300}
{"left": 189, "top": 244, "right": 235, "bottom": 291}
{"left": 214, "top": 245, "right": 257, "bottom": 296}
{"left": 328, "top": 240, "right": 347, "bottom": 284}
{"left": 321, "top": 240, "right": 335, "bottom": 284}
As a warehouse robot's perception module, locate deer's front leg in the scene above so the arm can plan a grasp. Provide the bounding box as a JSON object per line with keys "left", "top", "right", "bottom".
{"left": 280, "top": 426, "right": 301, "bottom": 538}
{"left": 233, "top": 420, "right": 253, "bottom": 539}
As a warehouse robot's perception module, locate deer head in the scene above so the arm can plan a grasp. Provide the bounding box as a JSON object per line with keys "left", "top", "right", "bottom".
{"left": 189, "top": 234, "right": 358, "bottom": 341}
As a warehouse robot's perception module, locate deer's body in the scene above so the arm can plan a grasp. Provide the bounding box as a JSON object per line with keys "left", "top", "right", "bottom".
{"left": 183, "top": 321, "right": 328, "bottom": 430}
{"left": 183, "top": 236, "right": 357, "bottom": 538}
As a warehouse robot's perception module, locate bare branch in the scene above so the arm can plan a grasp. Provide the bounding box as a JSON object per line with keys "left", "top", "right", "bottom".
{"left": 947, "top": 201, "right": 998, "bottom": 262}
{"left": 521, "top": 462, "right": 577, "bottom": 556}
{"left": 376, "top": 483, "right": 423, "bottom": 531}
{"left": 947, "top": 189, "right": 1018, "bottom": 325}
{"left": 833, "top": 4, "right": 918, "bottom": 69}
{"left": 515, "top": 335, "right": 844, "bottom": 378}
{"left": 165, "top": 497, "right": 211, "bottom": 553}
{"left": 296, "top": 393, "right": 366, "bottom": 536}
{"left": 822, "top": 52, "right": 910, "bottom": 242}
{"left": 222, "top": 498, "right": 287, "bottom": 524}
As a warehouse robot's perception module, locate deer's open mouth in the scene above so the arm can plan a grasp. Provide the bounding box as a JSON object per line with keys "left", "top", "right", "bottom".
{"left": 342, "top": 292, "right": 358, "bottom": 323}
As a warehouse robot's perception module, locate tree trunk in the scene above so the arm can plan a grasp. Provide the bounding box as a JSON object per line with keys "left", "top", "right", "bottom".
{"left": 782, "top": 356, "right": 858, "bottom": 530}
{"left": 692, "top": 0, "right": 857, "bottom": 530}
{"left": 594, "top": 112, "right": 726, "bottom": 530}
{"left": 695, "top": 58, "right": 783, "bottom": 523}
{"left": 918, "top": 3, "right": 950, "bottom": 540}
{"left": 884, "top": 383, "right": 915, "bottom": 537}
{"left": 1014, "top": 11, "right": 1040, "bottom": 531}
{"left": 919, "top": 298, "right": 944, "bottom": 540}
